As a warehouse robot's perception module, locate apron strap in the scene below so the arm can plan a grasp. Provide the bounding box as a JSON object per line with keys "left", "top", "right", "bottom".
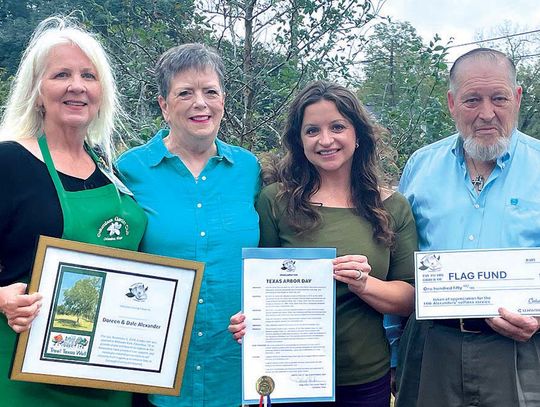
{"left": 38, "top": 134, "right": 124, "bottom": 217}
{"left": 38, "top": 135, "right": 67, "bottom": 197}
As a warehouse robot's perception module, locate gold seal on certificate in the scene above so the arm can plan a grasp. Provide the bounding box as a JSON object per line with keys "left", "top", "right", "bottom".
{"left": 256, "top": 375, "right": 275, "bottom": 396}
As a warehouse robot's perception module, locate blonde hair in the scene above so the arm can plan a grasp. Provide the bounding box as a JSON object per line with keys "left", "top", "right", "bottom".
{"left": 0, "top": 16, "right": 119, "bottom": 163}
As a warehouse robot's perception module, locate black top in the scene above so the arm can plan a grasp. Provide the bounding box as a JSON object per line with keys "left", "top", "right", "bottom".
{"left": 0, "top": 141, "right": 110, "bottom": 285}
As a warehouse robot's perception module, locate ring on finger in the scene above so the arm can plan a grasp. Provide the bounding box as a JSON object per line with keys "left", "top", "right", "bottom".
{"left": 354, "top": 270, "right": 363, "bottom": 281}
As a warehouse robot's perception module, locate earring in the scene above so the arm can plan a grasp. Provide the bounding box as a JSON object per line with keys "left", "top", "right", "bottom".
{"left": 355, "top": 141, "right": 359, "bottom": 149}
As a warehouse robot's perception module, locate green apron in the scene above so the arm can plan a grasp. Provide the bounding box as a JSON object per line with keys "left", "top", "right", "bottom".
{"left": 39, "top": 136, "right": 146, "bottom": 249}
{"left": 1, "top": 137, "right": 147, "bottom": 407}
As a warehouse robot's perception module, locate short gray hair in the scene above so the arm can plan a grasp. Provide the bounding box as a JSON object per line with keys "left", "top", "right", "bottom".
{"left": 0, "top": 16, "right": 119, "bottom": 163}
{"left": 449, "top": 48, "right": 517, "bottom": 93}
{"left": 155, "top": 43, "right": 225, "bottom": 98}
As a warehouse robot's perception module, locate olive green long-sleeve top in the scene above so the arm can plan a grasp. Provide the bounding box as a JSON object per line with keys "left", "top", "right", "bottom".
{"left": 256, "top": 183, "right": 418, "bottom": 385}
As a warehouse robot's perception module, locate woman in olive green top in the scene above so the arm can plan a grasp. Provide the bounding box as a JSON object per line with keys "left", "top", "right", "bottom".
{"left": 230, "top": 81, "right": 417, "bottom": 406}
{"left": 0, "top": 17, "right": 146, "bottom": 406}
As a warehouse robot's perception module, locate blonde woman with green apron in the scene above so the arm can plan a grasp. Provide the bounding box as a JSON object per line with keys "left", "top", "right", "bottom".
{"left": 0, "top": 16, "right": 146, "bottom": 407}
{"left": 0, "top": 137, "right": 146, "bottom": 406}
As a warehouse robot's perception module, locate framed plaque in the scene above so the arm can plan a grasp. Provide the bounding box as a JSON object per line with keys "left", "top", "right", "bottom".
{"left": 10, "top": 236, "right": 204, "bottom": 395}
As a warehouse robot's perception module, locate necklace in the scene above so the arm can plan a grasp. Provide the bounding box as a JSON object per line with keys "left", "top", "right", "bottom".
{"left": 469, "top": 158, "right": 488, "bottom": 191}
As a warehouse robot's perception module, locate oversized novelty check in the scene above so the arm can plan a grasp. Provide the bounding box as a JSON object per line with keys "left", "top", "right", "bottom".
{"left": 415, "top": 248, "right": 540, "bottom": 319}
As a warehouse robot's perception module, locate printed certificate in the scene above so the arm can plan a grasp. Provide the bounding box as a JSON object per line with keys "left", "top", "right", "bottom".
{"left": 241, "top": 248, "right": 336, "bottom": 404}
{"left": 415, "top": 248, "right": 540, "bottom": 319}
{"left": 11, "top": 236, "right": 204, "bottom": 395}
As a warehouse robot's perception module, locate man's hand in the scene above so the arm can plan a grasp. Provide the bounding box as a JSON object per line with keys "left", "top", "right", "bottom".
{"left": 486, "top": 307, "right": 540, "bottom": 342}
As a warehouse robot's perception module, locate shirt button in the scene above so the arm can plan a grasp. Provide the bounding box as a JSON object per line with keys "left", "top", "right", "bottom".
{"left": 468, "top": 235, "right": 475, "bottom": 241}
{"left": 196, "top": 365, "right": 201, "bottom": 371}
{"left": 201, "top": 176, "right": 207, "bottom": 181}
{"left": 200, "top": 231, "right": 206, "bottom": 237}
{"left": 197, "top": 203, "right": 202, "bottom": 208}
{"left": 198, "top": 331, "right": 203, "bottom": 337}
{"left": 199, "top": 298, "right": 204, "bottom": 304}
{"left": 474, "top": 204, "right": 480, "bottom": 209}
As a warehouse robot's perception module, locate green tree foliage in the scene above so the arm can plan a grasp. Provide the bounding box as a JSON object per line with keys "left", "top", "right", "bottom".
{"left": 62, "top": 277, "right": 101, "bottom": 324}
{"left": 0, "top": 69, "right": 11, "bottom": 106}
{"left": 519, "top": 62, "right": 540, "bottom": 136}
{"left": 475, "top": 21, "right": 540, "bottom": 139}
{"left": 359, "top": 20, "right": 454, "bottom": 176}
{"left": 10, "top": 3, "right": 529, "bottom": 175}
{"left": 82, "top": 0, "right": 210, "bottom": 141}
{"left": 200, "top": 0, "right": 382, "bottom": 151}
{"left": 0, "top": 0, "right": 208, "bottom": 143}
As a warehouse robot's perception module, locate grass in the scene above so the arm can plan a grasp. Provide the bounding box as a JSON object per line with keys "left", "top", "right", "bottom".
{"left": 53, "top": 314, "right": 94, "bottom": 331}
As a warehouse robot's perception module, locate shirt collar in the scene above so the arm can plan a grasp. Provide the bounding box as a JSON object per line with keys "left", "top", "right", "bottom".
{"left": 451, "top": 129, "right": 518, "bottom": 168}
{"left": 215, "top": 138, "right": 235, "bottom": 164}
{"left": 147, "top": 129, "right": 235, "bottom": 167}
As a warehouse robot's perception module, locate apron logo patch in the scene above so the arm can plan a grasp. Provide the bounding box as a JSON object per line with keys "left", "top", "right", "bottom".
{"left": 97, "top": 216, "right": 130, "bottom": 241}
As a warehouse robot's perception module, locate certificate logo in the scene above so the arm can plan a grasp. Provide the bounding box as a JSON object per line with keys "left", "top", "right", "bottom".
{"left": 418, "top": 254, "right": 442, "bottom": 272}
{"left": 52, "top": 333, "right": 64, "bottom": 345}
{"left": 126, "top": 283, "right": 148, "bottom": 302}
{"left": 47, "top": 332, "right": 90, "bottom": 358}
{"left": 281, "top": 259, "right": 296, "bottom": 273}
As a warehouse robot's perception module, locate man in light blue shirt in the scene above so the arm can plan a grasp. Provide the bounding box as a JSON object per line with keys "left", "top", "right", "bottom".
{"left": 396, "top": 48, "right": 540, "bottom": 407}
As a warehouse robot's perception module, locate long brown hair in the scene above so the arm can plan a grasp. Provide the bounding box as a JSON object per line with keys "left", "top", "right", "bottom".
{"left": 276, "top": 81, "right": 395, "bottom": 247}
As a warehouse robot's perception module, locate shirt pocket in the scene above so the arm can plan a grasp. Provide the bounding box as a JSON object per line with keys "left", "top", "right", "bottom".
{"left": 503, "top": 198, "right": 540, "bottom": 247}
{"left": 220, "top": 197, "right": 259, "bottom": 232}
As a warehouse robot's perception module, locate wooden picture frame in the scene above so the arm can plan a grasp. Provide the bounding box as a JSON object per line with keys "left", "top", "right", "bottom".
{"left": 10, "top": 236, "right": 204, "bottom": 395}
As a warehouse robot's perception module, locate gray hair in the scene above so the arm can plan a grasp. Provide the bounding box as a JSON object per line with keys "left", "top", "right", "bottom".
{"left": 155, "top": 43, "right": 225, "bottom": 98}
{"left": 449, "top": 48, "right": 517, "bottom": 93}
{"left": 0, "top": 15, "right": 119, "bottom": 164}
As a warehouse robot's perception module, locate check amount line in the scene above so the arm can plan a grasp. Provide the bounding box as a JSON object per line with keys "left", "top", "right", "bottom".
{"left": 424, "top": 286, "right": 540, "bottom": 292}
{"left": 424, "top": 277, "right": 536, "bottom": 284}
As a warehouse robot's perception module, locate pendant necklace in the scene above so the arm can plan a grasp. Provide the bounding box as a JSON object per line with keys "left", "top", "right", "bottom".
{"left": 469, "top": 158, "right": 487, "bottom": 191}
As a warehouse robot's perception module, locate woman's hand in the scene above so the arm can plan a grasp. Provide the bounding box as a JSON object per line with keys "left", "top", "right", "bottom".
{"left": 0, "top": 283, "right": 42, "bottom": 333}
{"left": 332, "top": 254, "right": 414, "bottom": 315}
{"left": 228, "top": 311, "right": 246, "bottom": 344}
{"left": 332, "top": 255, "right": 371, "bottom": 294}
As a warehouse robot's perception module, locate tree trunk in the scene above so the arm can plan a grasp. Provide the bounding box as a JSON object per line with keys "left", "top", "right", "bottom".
{"left": 241, "top": 0, "right": 256, "bottom": 149}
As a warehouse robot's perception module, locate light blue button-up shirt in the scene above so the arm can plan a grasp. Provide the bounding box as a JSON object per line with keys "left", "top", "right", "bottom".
{"left": 384, "top": 130, "right": 540, "bottom": 364}
{"left": 399, "top": 130, "right": 540, "bottom": 251}
{"left": 118, "top": 129, "right": 260, "bottom": 407}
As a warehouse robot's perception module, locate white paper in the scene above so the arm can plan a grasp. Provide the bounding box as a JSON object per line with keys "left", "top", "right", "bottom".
{"left": 23, "top": 246, "right": 195, "bottom": 388}
{"left": 242, "top": 248, "right": 336, "bottom": 404}
{"left": 415, "top": 248, "right": 540, "bottom": 319}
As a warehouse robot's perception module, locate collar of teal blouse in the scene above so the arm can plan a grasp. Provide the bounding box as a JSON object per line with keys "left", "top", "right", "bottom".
{"left": 147, "top": 128, "right": 235, "bottom": 167}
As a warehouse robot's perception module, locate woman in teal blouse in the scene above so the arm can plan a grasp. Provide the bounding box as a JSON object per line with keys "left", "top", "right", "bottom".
{"left": 117, "top": 43, "right": 260, "bottom": 407}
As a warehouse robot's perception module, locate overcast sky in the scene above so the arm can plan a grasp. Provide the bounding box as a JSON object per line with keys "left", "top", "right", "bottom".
{"left": 379, "top": 0, "right": 540, "bottom": 62}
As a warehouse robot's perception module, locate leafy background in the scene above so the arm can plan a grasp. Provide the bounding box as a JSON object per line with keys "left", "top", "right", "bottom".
{"left": 1, "top": 0, "right": 539, "bottom": 183}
